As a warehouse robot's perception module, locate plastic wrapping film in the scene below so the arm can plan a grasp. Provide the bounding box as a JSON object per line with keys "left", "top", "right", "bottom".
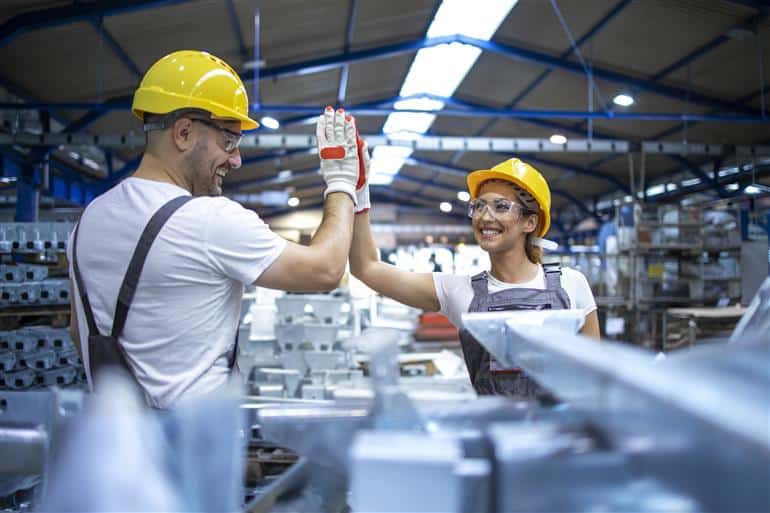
{"left": 41, "top": 371, "right": 244, "bottom": 512}
{"left": 729, "top": 276, "right": 770, "bottom": 345}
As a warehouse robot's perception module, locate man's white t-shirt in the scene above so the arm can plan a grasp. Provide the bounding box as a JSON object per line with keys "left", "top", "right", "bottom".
{"left": 432, "top": 266, "right": 597, "bottom": 329}
{"left": 68, "top": 178, "right": 287, "bottom": 408}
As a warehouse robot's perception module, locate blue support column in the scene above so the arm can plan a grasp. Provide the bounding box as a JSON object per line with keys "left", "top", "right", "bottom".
{"left": 741, "top": 209, "right": 750, "bottom": 241}
{"left": 252, "top": 8, "right": 260, "bottom": 111}
{"left": 5, "top": 155, "right": 40, "bottom": 221}
{"left": 15, "top": 178, "right": 39, "bottom": 222}
{"left": 338, "top": 0, "right": 358, "bottom": 104}
{"left": 225, "top": 0, "right": 248, "bottom": 63}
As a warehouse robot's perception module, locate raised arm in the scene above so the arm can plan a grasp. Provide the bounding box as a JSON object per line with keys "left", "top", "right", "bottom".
{"left": 257, "top": 107, "right": 360, "bottom": 292}
{"left": 348, "top": 141, "right": 440, "bottom": 312}
{"left": 349, "top": 212, "right": 440, "bottom": 311}
{"left": 257, "top": 192, "right": 354, "bottom": 291}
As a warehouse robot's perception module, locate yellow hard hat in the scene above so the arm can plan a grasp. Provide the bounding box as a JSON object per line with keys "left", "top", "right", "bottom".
{"left": 132, "top": 50, "right": 259, "bottom": 130}
{"left": 466, "top": 158, "right": 551, "bottom": 237}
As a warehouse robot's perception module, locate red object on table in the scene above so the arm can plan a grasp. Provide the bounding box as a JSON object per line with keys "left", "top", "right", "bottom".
{"left": 414, "top": 312, "right": 459, "bottom": 341}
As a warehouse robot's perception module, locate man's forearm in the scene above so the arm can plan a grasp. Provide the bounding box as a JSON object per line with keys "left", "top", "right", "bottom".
{"left": 309, "top": 192, "right": 354, "bottom": 280}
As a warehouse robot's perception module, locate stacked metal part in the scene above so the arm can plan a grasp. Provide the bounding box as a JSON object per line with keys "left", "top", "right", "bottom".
{"left": 248, "top": 280, "right": 770, "bottom": 513}
{"left": 0, "top": 264, "right": 71, "bottom": 307}
{"left": 0, "top": 327, "right": 85, "bottom": 391}
{"left": 248, "top": 293, "right": 363, "bottom": 400}
{"left": 0, "top": 388, "right": 84, "bottom": 510}
{"left": 0, "top": 223, "right": 73, "bottom": 254}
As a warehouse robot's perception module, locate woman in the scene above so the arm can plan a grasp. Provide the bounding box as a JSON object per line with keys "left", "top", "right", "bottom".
{"left": 350, "top": 156, "right": 600, "bottom": 399}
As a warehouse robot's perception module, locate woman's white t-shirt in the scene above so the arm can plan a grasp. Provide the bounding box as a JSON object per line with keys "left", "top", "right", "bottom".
{"left": 432, "top": 266, "right": 597, "bottom": 329}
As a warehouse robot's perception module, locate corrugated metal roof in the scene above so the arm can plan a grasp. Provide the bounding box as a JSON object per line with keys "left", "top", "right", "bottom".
{"left": 1, "top": 0, "right": 768, "bottom": 220}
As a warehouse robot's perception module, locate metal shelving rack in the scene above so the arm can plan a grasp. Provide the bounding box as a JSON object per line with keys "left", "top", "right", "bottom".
{"left": 551, "top": 204, "right": 743, "bottom": 349}
{"left": 0, "top": 222, "right": 85, "bottom": 391}
{"left": 621, "top": 204, "right": 742, "bottom": 348}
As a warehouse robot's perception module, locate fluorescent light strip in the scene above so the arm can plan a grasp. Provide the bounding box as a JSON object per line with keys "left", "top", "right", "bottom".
{"left": 370, "top": 0, "right": 517, "bottom": 185}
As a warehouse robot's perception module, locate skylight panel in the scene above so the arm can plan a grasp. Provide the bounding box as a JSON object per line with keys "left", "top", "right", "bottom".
{"left": 368, "top": 0, "right": 517, "bottom": 186}
{"left": 427, "top": 0, "right": 518, "bottom": 39}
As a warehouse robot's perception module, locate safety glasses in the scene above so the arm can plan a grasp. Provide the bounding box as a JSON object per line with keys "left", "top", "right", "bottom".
{"left": 189, "top": 117, "right": 243, "bottom": 153}
{"left": 467, "top": 198, "right": 530, "bottom": 219}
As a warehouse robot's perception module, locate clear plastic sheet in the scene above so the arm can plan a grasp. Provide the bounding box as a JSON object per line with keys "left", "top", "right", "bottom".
{"left": 41, "top": 372, "right": 244, "bottom": 512}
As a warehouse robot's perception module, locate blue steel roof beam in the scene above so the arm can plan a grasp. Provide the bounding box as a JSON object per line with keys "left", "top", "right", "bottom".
{"left": 408, "top": 155, "right": 624, "bottom": 196}
{"left": 63, "top": 110, "right": 110, "bottom": 133}
{"left": 241, "top": 148, "right": 315, "bottom": 167}
{"left": 249, "top": 35, "right": 459, "bottom": 81}
{"left": 508, "top": 0, "right": 632, "bottom": 109}
{"left": 434, "top": 95, "right": 630, "bottom": 156}
{"left": 576, "top": 10, "right": 768, "bottom": 133}
{"left": 337, "top": 0, "right": 358, "bottom": 104}
{"left": 2, "top": 148, "right": 101, "bottom": 205}
{"left": 651, "top": 160, "right": 770, "bottom": 202}
{"left": 252, "top": 35, "right": 762, "bottom": 115}
{"left": 458, "top": 35, "right": 762, "bottom": 116}
{"left": 652, "top": 82, "right": 770, "bottom": 141}
{"left": 372, "top": 186, "right": 468, "bottom": 220}
{"left": 449, "top": 0, "right": 631, "bottom": 165}
{"left": 93, "top": 154, "right": 142, "bottom": 194}
{"left": 255, "top": 104, "right": 770, "bottom": 122}
{"left": 405, "top": 156, "right": 604, "bottom": 217}
{"left": 90, "top": 18, "right": 141, "bottom": 79}
{"left": 258, "top": 183, "right": 467, "bottom": 221}
{"left": 666, "top": 154, "right": 727, "bottom": 197}
{"left": 259, "top": 198, "right": 324, "bottom": 219}
{"left": 0, "top": 0, "right": 195, "bottom": 47}
{"left": 270, "top": 95, "right": 398, "bottom": 128}
{"left": 225, "top": 0, "right": 248, "bottom": 64}
{"left": 552, "top": 190, "right": 601, "bottom": 221}
{"left": 402, "top": 155, "right": 468, "bottom": 199}
{"left": 0, "top": 73, "right": 70, "bottom": 127}
{"left": 517, "top": 154, "right": 630, "bottom": 194}
{"left": 8, "top": 98, "right": 770, "bottom": 123}
{"left": 230, "top": 166, "right": 320, "bottom": 191}
{"left": 722, "top": 1, "right": 770, "bottom": 13}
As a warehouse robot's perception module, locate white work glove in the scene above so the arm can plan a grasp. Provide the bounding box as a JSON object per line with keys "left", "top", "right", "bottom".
{"left": 355, "top": 136, "right": 370, "bottom": 214}
{"left": 317, "top": 106, "right": 359, "bottom": 205}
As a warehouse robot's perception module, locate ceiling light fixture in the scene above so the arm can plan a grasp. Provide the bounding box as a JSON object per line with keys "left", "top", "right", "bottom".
{"left": 260, "top": 116, "right": 280, "bottom": 130}
{"left": 287, "top": 196, "right": 300, "bottom": 207}
{"left": 439, "top": 201, "right": 453, "bottom": 213}
{"left": 457, "top": 191, "right": 470, "bottom": 202}
{"left": 613, "top": 93, "right": 635, "bottom": 107}
{"left": 744, "top": 183, "right": 770, "bottom": 195}
{"left": 549, "top": 134, "right": 567, "bottom": 145}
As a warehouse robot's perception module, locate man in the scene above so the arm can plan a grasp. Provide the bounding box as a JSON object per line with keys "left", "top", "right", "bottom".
{"left": 68, "top": 50, "right": 363, "bottom": 408}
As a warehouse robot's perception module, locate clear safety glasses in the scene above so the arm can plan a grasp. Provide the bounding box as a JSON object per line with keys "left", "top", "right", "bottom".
{"left": 189, "top": 118, "right": 243, "bottom": 153}
{"left": 467, "top": 198, "right": 531, "bottom": 219}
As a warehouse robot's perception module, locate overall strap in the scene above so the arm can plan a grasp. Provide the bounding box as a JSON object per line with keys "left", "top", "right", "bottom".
{"left": 71, "top": 220, "right": 99, "bottom": 336}
{"left": 468, "top": 271, "right": 490, "bottom": 312}
{"left": 542, "top": 262, "right": 562, "bottom": 292}
{"left": 111, "top": 195, "right": 193, "bottom": 338}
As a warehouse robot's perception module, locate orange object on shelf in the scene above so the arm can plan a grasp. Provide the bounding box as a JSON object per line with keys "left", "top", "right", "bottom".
{"left": 414, "top": 312, "right": 459, "bottom": 341}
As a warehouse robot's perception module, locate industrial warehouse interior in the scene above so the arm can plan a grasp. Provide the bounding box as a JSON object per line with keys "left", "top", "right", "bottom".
{"left": 1, "top": 0, "right": 769, "bottom": 511}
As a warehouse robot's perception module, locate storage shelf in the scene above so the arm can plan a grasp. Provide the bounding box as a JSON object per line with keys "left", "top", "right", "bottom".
{"left": 0, "top": 305, "right": 69, "bottom": 318}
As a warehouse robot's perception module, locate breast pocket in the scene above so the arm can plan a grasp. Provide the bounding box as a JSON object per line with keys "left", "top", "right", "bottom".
{"left": 487, "top": 303, "right": 552, "bottom": 311}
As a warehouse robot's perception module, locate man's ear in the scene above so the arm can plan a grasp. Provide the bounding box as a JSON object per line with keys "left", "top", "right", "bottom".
{"left": 170, "top": 117, "right": 195, "bottom": 151}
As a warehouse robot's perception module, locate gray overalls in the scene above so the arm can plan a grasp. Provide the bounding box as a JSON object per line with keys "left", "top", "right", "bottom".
{"left": 458, "top": 262, "right": 570, "bottom": 399}
{"left": 72, "top": 195, "right": 239, "bottom": 405}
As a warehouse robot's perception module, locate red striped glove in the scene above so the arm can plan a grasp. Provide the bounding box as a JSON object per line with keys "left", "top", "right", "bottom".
{"left": 316, "top": 106, "right": 359, "bottom": 205}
